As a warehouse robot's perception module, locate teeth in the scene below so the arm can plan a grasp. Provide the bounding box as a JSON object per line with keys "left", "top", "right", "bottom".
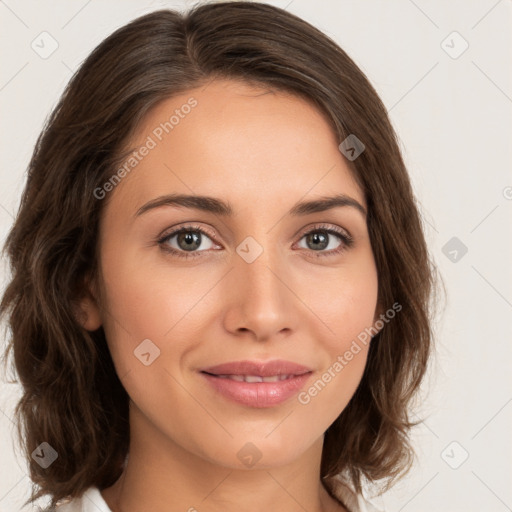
{"left": 245, "top": 375, "right": 264, "bottom": 383}
{"left": 215, "top": 374, "right": 293, "bottom": 382}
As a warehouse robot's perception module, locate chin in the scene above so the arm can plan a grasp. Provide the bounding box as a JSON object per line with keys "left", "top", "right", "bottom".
{"left": 203, "top": 435, "right": 315, "bottom": 471}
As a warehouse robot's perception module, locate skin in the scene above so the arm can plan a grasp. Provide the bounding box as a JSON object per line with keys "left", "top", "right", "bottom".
{"left": 79, "top": 78, "right": 381, "bottom": 512}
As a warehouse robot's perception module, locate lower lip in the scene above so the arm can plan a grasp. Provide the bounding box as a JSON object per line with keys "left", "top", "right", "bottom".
{"left": 201, "top": 372, "right": 312, "bottom": 408}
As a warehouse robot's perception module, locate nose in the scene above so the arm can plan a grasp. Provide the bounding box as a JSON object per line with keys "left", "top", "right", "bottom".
{"left": 222, "top": 244, "right": 299, "bottom": 343}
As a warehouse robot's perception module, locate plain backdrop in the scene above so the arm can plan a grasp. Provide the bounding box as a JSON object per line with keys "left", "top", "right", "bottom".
{"left": 1, "top": 1, "right": 511, "bottom": 511}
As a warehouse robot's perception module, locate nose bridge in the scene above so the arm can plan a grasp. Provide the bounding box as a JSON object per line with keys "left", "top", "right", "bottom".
{"left": 236, "top": 234, "right": 285, "bottom": 305}
{"left": 223, "top": 232, "right": 297, "bottom": 340}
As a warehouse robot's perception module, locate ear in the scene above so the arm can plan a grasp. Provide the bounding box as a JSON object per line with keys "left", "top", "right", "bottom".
{"left": 73, "top": 274, "right": 103, "bottom": 331}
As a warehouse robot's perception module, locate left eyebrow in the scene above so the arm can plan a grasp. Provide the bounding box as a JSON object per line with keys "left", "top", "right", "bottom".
{"left": 135, "top": 193, "right": 366, "bottom": 219}
{"left": 289, "top": 194, "right": 367, "bottom": 218}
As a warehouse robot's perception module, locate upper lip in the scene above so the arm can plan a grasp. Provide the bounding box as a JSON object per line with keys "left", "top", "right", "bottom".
{"left": 200, "top": 359, "right": 313, "bottom": 377}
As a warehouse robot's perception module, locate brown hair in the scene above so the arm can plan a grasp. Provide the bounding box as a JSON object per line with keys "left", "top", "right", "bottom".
{"left": 1, "top": 1, "right": 439, "bottom": 507}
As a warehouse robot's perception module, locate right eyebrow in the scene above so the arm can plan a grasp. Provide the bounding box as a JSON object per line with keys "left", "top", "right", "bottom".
{"left": 135, "top": 194, "right": 233, "bottom": 217}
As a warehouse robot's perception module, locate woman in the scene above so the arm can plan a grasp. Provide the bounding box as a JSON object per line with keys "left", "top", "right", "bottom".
{"left": 0, "top": 2, "right": 437, "bottom": 511}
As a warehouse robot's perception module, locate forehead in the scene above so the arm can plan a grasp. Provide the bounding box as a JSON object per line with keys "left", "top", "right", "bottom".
{"left": 109, "top": 79, "right": 365, "bottom": 214}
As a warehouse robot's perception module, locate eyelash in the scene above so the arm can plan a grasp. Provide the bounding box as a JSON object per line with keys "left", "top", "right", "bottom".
{"left": 157, "top": 223, "right": 354, "bottom": 260}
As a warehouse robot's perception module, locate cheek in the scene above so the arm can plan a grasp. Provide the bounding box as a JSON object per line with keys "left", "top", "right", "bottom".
{"left": 293, "top": 258, "right": 377, "bottom": 416}
{"left": 325, "top": 277, "right": 378, "bottom": 352}
{"left": 296, "top": 343, "right": 370, "bottom": 434}
{"left": 294, "top": 272, "right": 377, "bottom": 422}
{"left": 98, "top": 240, "right": 200, "bottom": 340}
{"left": 300, "top": 253, "right": 379, "bottom": 348}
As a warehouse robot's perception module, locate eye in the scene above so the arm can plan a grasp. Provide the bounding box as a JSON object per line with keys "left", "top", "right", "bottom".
{"left": 295, "top": 224, "right": 354, "bottom": 257}
{"left": 157, "top": 224, "right": 219, "bottom": 259}
{"left": 157, "top": 223, "right": 354, "bottom": 260}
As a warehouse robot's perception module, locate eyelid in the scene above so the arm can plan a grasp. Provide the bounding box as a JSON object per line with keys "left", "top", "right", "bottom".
{"left": 158, "top": 223, "right": 218, "bottom": 242}
{"left": 294, "top": 222, "right": 352, "bottom": 243}
{"left": 157, "top": 223, "right": 220, "bottom": 254}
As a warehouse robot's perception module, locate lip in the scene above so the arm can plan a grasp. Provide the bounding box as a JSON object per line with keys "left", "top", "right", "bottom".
{"left": 199, "top": 359, "right": 313, "bottom": 408}
{"left": 200, "top": 359, "right": 312, "bottom": 377}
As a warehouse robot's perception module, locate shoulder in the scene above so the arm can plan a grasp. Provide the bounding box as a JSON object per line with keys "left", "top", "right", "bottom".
{"left": 42, "top": 487, "right": 112, "bottom": 512}
{"left": 327, "top": 474, "right": 384, "bottom": 512}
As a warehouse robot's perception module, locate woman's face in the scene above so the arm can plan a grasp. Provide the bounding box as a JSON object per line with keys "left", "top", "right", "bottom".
{"left": 83, "top": 78, "right": 380, "bottom": 469}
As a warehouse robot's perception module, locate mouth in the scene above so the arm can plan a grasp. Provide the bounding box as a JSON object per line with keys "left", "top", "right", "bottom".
{"left": 199, "top": 360, "right": 313, "bottom": 408}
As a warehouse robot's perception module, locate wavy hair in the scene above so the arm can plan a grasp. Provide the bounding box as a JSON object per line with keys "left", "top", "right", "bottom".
{"left": 0, "top": 1, "right": 439, "bottom": 507}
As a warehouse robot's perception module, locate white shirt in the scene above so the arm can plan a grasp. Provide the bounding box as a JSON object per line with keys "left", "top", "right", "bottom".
{"left": 52, "top": 476, "right": 383, "bottom": 512}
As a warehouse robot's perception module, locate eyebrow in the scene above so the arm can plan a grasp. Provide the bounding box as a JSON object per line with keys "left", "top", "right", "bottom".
{"left": 135, "top": 193, "right": 367, "bottom": 218}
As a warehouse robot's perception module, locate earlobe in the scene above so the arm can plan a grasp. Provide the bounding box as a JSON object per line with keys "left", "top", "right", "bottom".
{"left": 76, "top": 295, "right": 102, "bottom": 331}
{"left": 74, "top": 276, "right": 103, "bottom": 331}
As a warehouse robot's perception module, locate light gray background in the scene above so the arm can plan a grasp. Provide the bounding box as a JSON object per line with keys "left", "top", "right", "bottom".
{"left": 1, "top": 0, "right": 511, "bottom": 510}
